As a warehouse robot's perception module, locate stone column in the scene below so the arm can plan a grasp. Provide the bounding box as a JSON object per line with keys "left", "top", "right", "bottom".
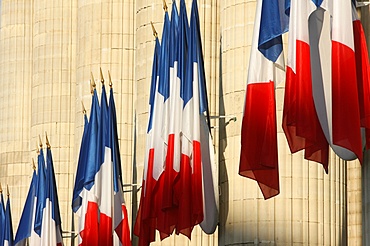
{"left": 0, "top": 0, "right": 33, "bottom": 225}
{"left": 31, "top": 0, "right": 77, "bottom": 243}
{"left": 219, "top": 0, "right": 347, "bottom": 245}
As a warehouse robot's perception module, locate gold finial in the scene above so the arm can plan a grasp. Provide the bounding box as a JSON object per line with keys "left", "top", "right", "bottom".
{"left": 0, "top": 183, "right": 2, "bottom": 193}
{"left": 32, "top": 158, "right": 36, "bottom": 170}
{"left": 81, "top": 101, "right": 86, "bottom": 115}
{"left": 7, "top": 185, "right": 9, "bottom": 197}
{"left": 36, "top": 141, "right": 40, "bottom": 154}
{"left": 100, "top": 67, "right": 105, "bottom": 84}
{"left": 162, "top": 0, "right": 168, "bottom": 11}
{"left": 108, "top": 70, "right": 113, "bottom": 88}
{"left": 90, "top": 72, "right": 96, "bottom": 94}
{"left": 39, "top": 135, "right": 43, "bottom": 148}
{"left": 151, "top": 21, "right": 158, "bottom": 38}
{"left": 45, "top": 132, "right": 51, "bottom": 149}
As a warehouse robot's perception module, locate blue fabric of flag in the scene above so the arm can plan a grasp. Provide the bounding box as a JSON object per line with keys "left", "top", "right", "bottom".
{"left": 14, "top": 170, "right": 37, "bottom": 245}
{"left": 84, "top": 89, "right": 101, "bottom": 191}
{"left": 147, "top": 37, "right": 161, "bottom": 133}
{"left": 180, "top": 0, "right": 191, "bottom": 106}
{"left": 189, "top": 0, "right": 208, "bottom": 114}
{"left": 72, "top": 113, "right": 89, "bottom": 213}
{"left": 169, "top": 1, "right": 179, "bottom": 68}
{"left": 34, "top": 149, "right": 47, "bottom": 236}
{"left": 312, "top": 0, "right": 324, "bottom": 7}
{"left": 99, "top": 85, "right": 109, "bottom": 169}
{"left": 46, "top": 148, "right": 62, "bottom": 230}
{"left": 258, "top": 0, "right": 289, "bottom": 62}
{"left": 4, "top": 197, "right": 14, "bottom": 246}
{"left": 108, "top": 88, "right": 123, "bottom": 193}
{"left": 158, "top": 12, "right": 171, "bottom": 101}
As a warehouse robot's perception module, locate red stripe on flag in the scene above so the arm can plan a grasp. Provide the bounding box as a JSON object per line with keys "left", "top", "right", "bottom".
{"left": 98, "top": 213, "right": 113, "bottom": 245}
{"left": 332, "top": 40, "right": 363, "bottom": 163}
{"left": 283, "top": 40, "right": 329, "bottom": 171}
{"left": 79, "top": 201, "right": 99, "bottom": 246}
{"left": 353, "top": 20, "right": 370, "bottom": 149}
{"left": 115, "top": 205, "right": 132, "bottom": 246}
{"left": 239, "top": 81, "right": 279, "bottom": 199}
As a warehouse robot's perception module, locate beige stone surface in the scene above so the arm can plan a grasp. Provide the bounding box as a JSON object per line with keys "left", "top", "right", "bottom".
{"left": 0, "top": 0, "right": 368, "bottom": 245}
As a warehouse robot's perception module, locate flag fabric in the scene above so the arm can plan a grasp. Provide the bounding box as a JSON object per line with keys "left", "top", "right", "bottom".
{"left": 282, "top": 0, "right": 329, "bottom": 171}
{"left": 0, "top": 186, "right": 5, "bottom": 246}
{"left": 310, "top": 0, "right": 363, "bottom": 163}
{"left": 109, "top": 87, "right": 132, "bottom": 246}
{"left": 239, "top": 0, "right": 287, "bottom": 199}
{"left": 31, "top": 148, "right": 47, "bottom": 245}
{"left": 72, "top": 112, "right": 89, "bottom": 213}
{"left": 187, "top": 0, "right": 218, "bottom": 235}
{"left": 40, "top": 147, "right": 63, "bottom": 246}
{"left": 97, "top": 83, "right": 113, "bottom": 246}
{"left": 14, "top": 169, "right": 37, "bottom": 246}
{"left": 76, "top": 88, "right": 100, "bottom": 246}
{"left": 352, "top": 2, "right": 370, "bottom": 149}
{"left": 4, "top": 195, "right": 13, "bottom": 246}
{"left": 160, "top": 0, "right": 180, "bottom": 234}
{"left": 134, "top": 34, "right": 161, "bottom": 246}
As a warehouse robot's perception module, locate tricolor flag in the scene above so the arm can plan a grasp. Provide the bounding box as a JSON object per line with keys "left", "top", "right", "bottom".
{"left": 134, "top": 29, "right": 161, "bottom": 246}
{"left": 160, "top": 1, "right": 180, "bottom": 235}
{"left": 40, "top": 144, "right": 63, "bottom": 246}
{"left": 311, "top": 0, "right": 363, "bottom": 163}
{"left": 108, "top": 84, "right": 132, "bottom": 246}
{"left": 188, "top": 0, "right": 218, "bottom": 235}
{"left": 4, "top": 187, "right": 14, "bottom": 246}
{"left": 282, "top": 0, "right": 329, "bottom": 171}
{"left": 239, "top": 0, "right": 288, "bottom": 199}
{"left": 97, "top": 79, "right": 113, "bottom": 246}
{"left": 76, "top": 86, "right": 100, "bottom": 246}
{"left": 32, "top": 147, "right": 47, "bottom": 245}
{"left": 0, "top": 183, "right": 5, "bottom": 245}
{"left": 14, "top": 165, "right": 37, "bottom": 246}
{"left": 72, "top": 107, "right": 89, "bottom": 213}
{"left": 352, "top": 2, "right": 370, "bottom": 149}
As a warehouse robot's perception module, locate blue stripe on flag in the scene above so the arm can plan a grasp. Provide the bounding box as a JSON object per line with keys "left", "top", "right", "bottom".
{"left": 158, "top": 12, "right": 171, "bottom": 101}
{"left": 258, "top": 0, "right": 289, "bottom": 62}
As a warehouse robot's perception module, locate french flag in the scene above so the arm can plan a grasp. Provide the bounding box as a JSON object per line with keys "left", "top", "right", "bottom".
{"left": 160, "top": 1, "right": 180, "bottom": 235}
{"left": 311, "top": 0, "right": 363, "bottom": 163}
{"left": 72, "top": 107, "right": 89, "bottom": 214}
{"left": 76, "top": 86, "right": 100, "bottom": 246}
{"left": 188, "top": 0, "right": 218, "bottom": 235}
{"left": 352, "top": 2, "right": 370, "bottom": 149}
{"left": 14, "top": 165, "right": 37, "bottom": 246}
{"left": 282, "top": 0, "right": 329, "bottom": 171}
{"left": 97, "top": 81, "right": 113, "bottom": 246}
{"left": 239, "top": 0, "right": 287, "bottom": 199}
{"left": 108, "top": 85, "right": 132, "bottom": 246}
{"left": 4, "top": 188, "right": 13, "bottom": 246}
{"left": 40, "top": 146, "right": 63, "bottom": 246}
{"left": 31, "top": 147, "right": 47, "bottom": 245}
{"left": 134, "top": 33, "right": 161, "bottom": 246}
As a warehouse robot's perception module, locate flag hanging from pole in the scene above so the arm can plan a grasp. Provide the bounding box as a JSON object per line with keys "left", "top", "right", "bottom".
{"left": 4, "top": 188, "right": 14, "bottom": 246}
{"left": 0, "top": 183, "right": 5, "bottom": 246}
{"left": 239, "top": 0, "right": 288, "bottom": 199}
{"left": 282, "top": 0, "right": 329, "bottom": 171}
{"left": 108, "top": 84, "right": 132, "bottom": 246}
{"left": 14, "top": 166, "right": 37, "bottom": 246}
{"left": 41, "top": 144, "right": 63, "bottom": 246}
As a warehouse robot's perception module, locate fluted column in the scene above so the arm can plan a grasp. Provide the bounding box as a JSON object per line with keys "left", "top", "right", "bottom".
{"left": 0, "top": 0, "right": 33, "bottom": 225}
{"left": 219, "top": 0, "right": 347, "bottom": 245}
{"left": 31, "top": 0, "right": 77, "bottom": 243}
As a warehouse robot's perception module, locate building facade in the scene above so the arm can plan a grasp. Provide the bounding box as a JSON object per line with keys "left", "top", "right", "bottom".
{"left": 0, "top": 0, "right": 369, "bottom": 245}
